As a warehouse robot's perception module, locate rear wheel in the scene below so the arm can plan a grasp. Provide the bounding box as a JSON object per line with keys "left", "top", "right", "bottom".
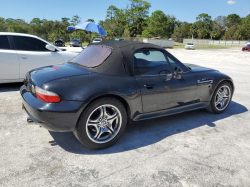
{"left": 206, "top": 82, "right": 232, "bottom": 114}
{"left": 74, "top": 97, "right": 127, "bottom": 150}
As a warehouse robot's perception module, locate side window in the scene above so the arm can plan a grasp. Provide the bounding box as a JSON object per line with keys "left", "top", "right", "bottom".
{"left": 167, "top": 56, "right": 179, "bottom": 71}
{"left": 134, "top": 49, "right": 172, "bottom": 76}
{"left": 0, "top": 36, "right": 10, "bottom": 50}
{"left": 13, "top": 36, "right": 50, "bottom": 51}
{"left": 167, "top": 55, "right": 189, "bottom": 72}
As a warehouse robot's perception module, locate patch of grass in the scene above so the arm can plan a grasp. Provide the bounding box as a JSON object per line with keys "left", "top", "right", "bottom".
{"left": 173, "top": 42, "right": 185, "bottom": 49}
{"left": 195, "top": 45, "right": 228, "bottom": 50}
{"left": 173, "top": 42, "right": 228, "bottom": 50}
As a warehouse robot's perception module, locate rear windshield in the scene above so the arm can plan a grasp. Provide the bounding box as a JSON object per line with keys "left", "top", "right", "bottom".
{"left": 94, "top": 39, "right": 101, "bottom": 41}
{"left": 187, "top": 43, "right": 193, "bottom": 45}
{"left": 69, "top": 45, "right": 112, "bottom": 68}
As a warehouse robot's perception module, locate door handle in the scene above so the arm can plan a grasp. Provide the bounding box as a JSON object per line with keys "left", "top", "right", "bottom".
{"left": 144, "top": 84, "right": 155, "bottom": 89}
{"left": 21, "top": 55, "right": 27, "bottom": 59}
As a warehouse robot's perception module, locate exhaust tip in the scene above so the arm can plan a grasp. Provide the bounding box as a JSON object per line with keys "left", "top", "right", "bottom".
{"left": 27, "top": 117, "right": 36, "bottom": 124}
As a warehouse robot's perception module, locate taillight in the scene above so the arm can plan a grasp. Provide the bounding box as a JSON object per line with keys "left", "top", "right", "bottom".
{"left": 35, "top": 86, "right": 60, "bottom": 103}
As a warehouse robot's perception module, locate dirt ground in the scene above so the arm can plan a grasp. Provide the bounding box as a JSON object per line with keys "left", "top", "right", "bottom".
{"left": 0, "top": 47, "right": 250, "bottom": 187}
{"left": 168, "top": 47, "right": 249, "bottom": 65}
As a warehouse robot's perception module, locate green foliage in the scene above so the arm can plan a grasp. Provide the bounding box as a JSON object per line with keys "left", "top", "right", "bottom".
{"left": 172, "top": 22, "right": 192, "bottom": 39}
{"left": 141, "top": 29, "right": 152, "bottom": 38}
{"left": 226, "top": 14, "right": 241, "bottom": 28}
{"left": 70, "top": 15, "right": 81, "bottom": 26}
{"left": 144, "top": 10, "right": 171, "bottom": 38}
{"left": 0, "top": 2, "right": 249, "bottom": 41}
{"left": 86, "top": 19, "right": 95, "bottom": 22}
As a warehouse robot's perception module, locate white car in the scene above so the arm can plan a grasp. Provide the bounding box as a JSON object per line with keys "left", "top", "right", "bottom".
{"left": 185, "top": 43, "right": 195, "bottom": 50}
{"left": 0, "top": 32, "right": 79, "bottom": 83}
{"left": 92, "top": 38, "right": 102, "bottom": 43}
{"left": 246, "top": 39, "right": 250, "bottom": 45}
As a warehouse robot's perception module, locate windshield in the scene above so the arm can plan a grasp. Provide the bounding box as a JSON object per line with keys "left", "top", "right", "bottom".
{"left": 187, "top": 43, "right": 193, "bottom": 45}
{"left": 94, "top": 39, "right": 101, "bottom": 41}
{"left": 69, "top": 45, "right": 112, "bottom": 68}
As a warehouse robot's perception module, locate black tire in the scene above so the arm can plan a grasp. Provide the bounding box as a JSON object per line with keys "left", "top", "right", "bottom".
{"left": 74, "top": 97, "right": 127, "bottom": 150}
{"left": 205, "top": 81, "right": 232, "bottom": 114}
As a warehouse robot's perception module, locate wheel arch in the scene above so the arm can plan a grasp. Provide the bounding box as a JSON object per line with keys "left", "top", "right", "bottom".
{"left": 210, "top": 78, "right": 235, "bottom": 101}
{"left": 78, "top": 94, "right": 132, "bottom": 126}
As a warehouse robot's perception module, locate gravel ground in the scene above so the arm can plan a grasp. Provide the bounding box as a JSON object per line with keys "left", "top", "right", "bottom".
{"left": 0, "top": 47, "right": 249, "bottom": 187}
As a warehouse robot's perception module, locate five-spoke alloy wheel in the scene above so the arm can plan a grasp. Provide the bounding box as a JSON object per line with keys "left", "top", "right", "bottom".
{"left": 86, "top": 105, "right": 122, "bottom": 144}
{"left": 206, "top": 81, "right": 233, "bottom": 114}
{"left": 74, "top": 97, "right": 127, "bottom": 150}
{"left": 214, "top": 85, "right": 231, "bottom": 111}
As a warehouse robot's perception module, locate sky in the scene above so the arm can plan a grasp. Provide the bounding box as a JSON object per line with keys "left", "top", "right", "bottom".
{"left": 0, "top": 0, "right": 249, "bottom": 23}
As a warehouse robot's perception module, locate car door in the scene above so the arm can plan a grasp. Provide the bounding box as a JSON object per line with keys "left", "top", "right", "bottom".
{"left": 134, "top": 49, "right": 197, "bottom": 113}
{"left": 0, "top": 35, "right": 19, "bottom": 81}
{"left": 11, "top": 36, "right": 64, "bottom": 79}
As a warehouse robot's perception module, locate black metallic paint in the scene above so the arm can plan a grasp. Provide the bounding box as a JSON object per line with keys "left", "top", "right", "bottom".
{"left": 21, "top": 44, "right": 234, "bottom": 132}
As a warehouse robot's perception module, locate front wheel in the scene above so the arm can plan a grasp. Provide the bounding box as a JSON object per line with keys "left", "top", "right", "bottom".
{"left": 74, "top": 97, "right": 127, "bottom": 150}
{"left": 206, "top": 82, "right": 232, "bottom": 114}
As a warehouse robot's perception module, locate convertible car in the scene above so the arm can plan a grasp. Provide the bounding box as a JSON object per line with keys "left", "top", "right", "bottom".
{"left": 21, "top": 41, "right": 234, "bottom": 149}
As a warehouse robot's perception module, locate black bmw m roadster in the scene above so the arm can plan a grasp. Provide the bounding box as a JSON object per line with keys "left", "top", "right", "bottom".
{"left": 21, "top": 41, "right": 234, "bottom": 149}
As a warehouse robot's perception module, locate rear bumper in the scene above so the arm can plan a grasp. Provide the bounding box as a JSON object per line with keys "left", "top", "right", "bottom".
{"left": 20, "top": 85, "right": 88, "bottom": 132}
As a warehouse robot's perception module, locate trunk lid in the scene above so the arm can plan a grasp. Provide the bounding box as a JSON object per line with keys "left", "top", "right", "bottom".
{"left": 27, "top": 63, "right": 93, "bottom": 87}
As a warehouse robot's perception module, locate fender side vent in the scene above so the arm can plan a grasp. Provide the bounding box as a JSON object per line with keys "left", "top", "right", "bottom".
{"left": 197, "top": 78, "right": 213, "bottom": 84}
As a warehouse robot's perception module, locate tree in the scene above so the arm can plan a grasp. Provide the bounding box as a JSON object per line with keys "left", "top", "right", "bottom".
{"left": 194, "top": 13, "right": 212, "bottom": 39}
{"left": 106, "top": 5, "right": 118, "bottom": 21}
{"left": 172, "top": 22, "right": 192, "bottom": 39}
{"left": 196, "top": 13, "right": 212, "bottom": 23}
{"left": 86, "top": 19, "right": 95, "bottom": 22}
{"left": 0, "top": 17, "right": 7, "bottom": 31}
{"left": 70, "top": 15, "right": 81, "bottom": 26}
{"left": 226, "top": 14, "right": 241, "bottom": 28}
{"left": 61, "top": 17, "right": 70, "bottom": 22}
{"left": 212, "top": 16, "right": 227, "bottom": 39}
{"left": 210, "top": 30, "right": 220, "bottom": 39}
{"left": 144, "top": 10, "right": 171, "bottom": 38}
{"left": 125, "top": 0, "right": 151, "bottom": 36}
{"left": 141, "top": 29, "right": 152, "bottom": 38}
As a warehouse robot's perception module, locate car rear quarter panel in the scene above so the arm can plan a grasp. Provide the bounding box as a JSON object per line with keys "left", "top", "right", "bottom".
{"left": 41, "top": 73, "right": 142, "bottom": 119}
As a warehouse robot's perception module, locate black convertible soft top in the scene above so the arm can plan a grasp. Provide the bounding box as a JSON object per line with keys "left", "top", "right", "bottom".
{"left": 89, "top": 41, "right": 165, "bottom": 76}
{"left": 72, "top": 41, "right": 188, "bottom": 76}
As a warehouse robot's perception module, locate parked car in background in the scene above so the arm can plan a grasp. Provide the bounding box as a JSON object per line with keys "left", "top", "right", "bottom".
{"left": 242, "top": 44, "right": 250, "bottom": 52}
{"left": 92, "top": 38, "right": 102, "bottom": 43}
{"left": 21, "top": 41, "right": 234, "bottom": 150}
{"left": 246, "top": 39, "right": 250, "bottom": 45}
{"left": 54, "top": 39, "right": 65, "bottom": 46}
{"left": 115, "top": 38, "right": 125, "bottom": 41}
{"left": 0, "top": 32, "right": 78, "bottom": 83}
{"left": 70, "top": 39, "right": 82, "bottom": 47}
{"left": 185, "top": 43, "right": 195, "bottom": 50}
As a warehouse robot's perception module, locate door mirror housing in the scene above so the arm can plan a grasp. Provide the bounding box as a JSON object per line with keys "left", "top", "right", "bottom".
{"left": 174, "top": 67, "right": 183, "bottom": 79}
{"left": 46, "top": 44, "right": 56, "bottom": 52}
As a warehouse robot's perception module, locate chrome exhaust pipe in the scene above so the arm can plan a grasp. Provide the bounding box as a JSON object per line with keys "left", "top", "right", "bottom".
{"left": 27, "top": 117, "right": 36, "bottom": 125}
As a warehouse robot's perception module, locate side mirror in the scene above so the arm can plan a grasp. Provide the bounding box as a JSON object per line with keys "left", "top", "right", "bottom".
{"left": 46, "top": 44, "right": 56, "bottom": 52}
{"left": 174, "top": 67, "right": 183, "bottom": 79}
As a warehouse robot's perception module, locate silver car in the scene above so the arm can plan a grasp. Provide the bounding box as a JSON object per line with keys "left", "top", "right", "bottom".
{"left": 185, "top": 43, "right": 195, "bottom": 50}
